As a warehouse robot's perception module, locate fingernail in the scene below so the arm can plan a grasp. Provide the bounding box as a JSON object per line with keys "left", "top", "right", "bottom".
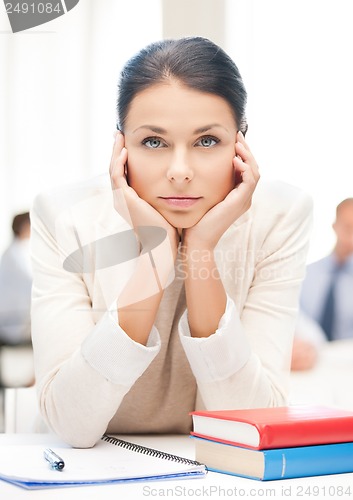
{"left": 238, "top": 131, "right": 244, "bottom": 139}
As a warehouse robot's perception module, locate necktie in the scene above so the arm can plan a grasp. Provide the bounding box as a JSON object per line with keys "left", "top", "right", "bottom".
{"left": 319, "top": 265, "right": 342, "bottom": 341}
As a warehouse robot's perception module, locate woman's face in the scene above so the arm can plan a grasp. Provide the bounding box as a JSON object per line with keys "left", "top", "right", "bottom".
{"left": 123, "top": 81, "right": 238, "bottom": 229}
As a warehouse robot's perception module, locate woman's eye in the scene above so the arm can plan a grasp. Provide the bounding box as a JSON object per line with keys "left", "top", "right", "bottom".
{"left": 142, "top": 137, "right": 164, "bottom": 149}
{"left": 196, "top": 136, "right": 219, "bottom": 148}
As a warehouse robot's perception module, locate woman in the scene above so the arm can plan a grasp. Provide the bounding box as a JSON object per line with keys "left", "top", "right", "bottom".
{"left": 31, "top": 37, "right": 312, "bottom": 447}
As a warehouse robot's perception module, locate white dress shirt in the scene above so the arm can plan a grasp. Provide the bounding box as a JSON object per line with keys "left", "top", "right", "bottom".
{"left": 300, "top": 253, "right": 353, "bottom": 341}
{"left": 0, "top": 238, "right": 32, "bottom": 344}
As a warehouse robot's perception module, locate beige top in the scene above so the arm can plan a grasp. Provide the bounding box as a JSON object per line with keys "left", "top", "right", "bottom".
{"left": 31, "top": 175, "right": 312, "bottom": 447}
{"left": 109, "top": 261, "right": 195, "bottom": 435}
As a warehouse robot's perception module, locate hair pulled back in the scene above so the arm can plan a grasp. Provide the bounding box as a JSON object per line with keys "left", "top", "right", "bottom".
{"left": 117, "top": 37, "right": 248, "bottom": 135}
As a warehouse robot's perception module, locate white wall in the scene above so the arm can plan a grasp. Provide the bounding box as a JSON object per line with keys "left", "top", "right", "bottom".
{"left": 0, "top": 0, "right": 162, "bottom": 251}
{"left": 225, "top": 0, "right": 353, "bottom": 262}
{"left": 2, "top": 0, "right": 353, "bottom": 263}
{"left": 162, "top": 0, "right": 225, "bottom": 47}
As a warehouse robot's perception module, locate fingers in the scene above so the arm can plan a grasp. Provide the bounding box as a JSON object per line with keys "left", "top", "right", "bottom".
{"left": 236, "top": 130, "right": 250, "bottom": 151}
{"left": 234, "top": 131, "right": 260, "bottom": 183}
{"left": 233, "top": 154, "right": 260, "bottom": 188}
{"left": 232, "top": 162, "right": 257, "bottom": 206}
{"left": 110, "top": 131, "right": 128, "bottom": 189}
{"left": 235, "top": 132, "right": 256, "bottom": 164}
{"left": 231, "top": 134, "right": 260, "bottom": 214}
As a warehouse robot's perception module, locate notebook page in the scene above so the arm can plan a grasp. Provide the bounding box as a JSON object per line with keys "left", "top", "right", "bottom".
{"left": 0, "top": 438, "right": 206, "bottom": 487}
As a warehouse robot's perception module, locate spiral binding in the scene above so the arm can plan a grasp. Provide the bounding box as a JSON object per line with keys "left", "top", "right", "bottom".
{"left": 102, "top": 434, "right": 204, "bottom": 467}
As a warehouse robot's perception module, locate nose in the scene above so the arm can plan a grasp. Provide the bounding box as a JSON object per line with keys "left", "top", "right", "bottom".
{"left": 166, "top": 150, "right": 194, "bottom": 183}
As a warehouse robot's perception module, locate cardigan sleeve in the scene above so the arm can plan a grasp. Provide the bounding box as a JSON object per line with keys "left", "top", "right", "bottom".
{"left": 30, "top": 193, "right": 161, "bottom": 448}
{"left": 179, "top": 295, "right": 251, "bottom": 379}
{"left": 178, "top": 186, "right": 313, "bottom": 410}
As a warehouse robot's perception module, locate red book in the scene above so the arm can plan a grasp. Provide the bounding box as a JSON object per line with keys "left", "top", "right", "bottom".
{"left": 190, "top": 405, "right": 353, "bottom": 450}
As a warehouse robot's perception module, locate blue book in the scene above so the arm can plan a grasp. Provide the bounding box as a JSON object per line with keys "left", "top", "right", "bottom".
{"left": 192, "top": 436, "right": 353, "bottom": 480}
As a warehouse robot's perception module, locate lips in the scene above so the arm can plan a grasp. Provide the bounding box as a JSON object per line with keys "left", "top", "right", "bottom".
{"left": 159, "top": 196, "right": 202, "bottom": 208}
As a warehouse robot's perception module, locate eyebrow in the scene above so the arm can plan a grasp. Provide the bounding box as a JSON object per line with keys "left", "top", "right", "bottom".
{"left": 133, "top": 124, "right": 229, "bottom": 134}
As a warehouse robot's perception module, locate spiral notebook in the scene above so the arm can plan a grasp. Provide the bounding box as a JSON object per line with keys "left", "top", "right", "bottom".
{"left": 0, "top": 434, "right": 207, "bottom": 490}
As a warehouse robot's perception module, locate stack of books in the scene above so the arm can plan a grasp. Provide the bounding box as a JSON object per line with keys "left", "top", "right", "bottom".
{"left": 190, "top": 405, "right": 353, "bottom": 480}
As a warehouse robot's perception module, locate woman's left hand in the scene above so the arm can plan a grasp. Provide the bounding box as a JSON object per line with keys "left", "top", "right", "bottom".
{"left": 183, "top": 131, "right": 260, "bottom": 250}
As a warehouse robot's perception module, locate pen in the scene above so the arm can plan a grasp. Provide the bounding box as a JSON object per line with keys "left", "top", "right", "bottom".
{"left": 44, "top": 448, "right": 65, "bottom": 471}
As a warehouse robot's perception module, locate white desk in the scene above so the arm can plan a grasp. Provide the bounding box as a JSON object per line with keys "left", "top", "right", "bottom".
{"left": 290, "top": 338, "right": 353, "bottom": 409}
{"left": 0, "top": 434, "right": 352, "bottom": 499}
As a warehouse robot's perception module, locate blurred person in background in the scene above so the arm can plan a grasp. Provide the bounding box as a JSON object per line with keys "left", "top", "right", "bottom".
{"left": 0, "top": 212, "right": 32, "bottom": 345}
{"left": 291, "top": 198, "right": 353, "bottom": 370}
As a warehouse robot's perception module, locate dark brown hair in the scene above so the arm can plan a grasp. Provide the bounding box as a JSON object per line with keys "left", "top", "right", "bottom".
{"left": 12, "top": 212, "right": 30, "bottom": 237}
{"left": 117, "top": 37, "right": 248, "bottom": 135}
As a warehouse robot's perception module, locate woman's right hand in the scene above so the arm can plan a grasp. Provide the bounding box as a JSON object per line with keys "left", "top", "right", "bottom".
{"left": 109, "top": 131, "right": 180, "bottom": 260}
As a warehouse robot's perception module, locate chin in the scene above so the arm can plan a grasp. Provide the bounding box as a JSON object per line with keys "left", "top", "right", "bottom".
{"left": 164, "top": 212, "right": 205, "bottom": 230}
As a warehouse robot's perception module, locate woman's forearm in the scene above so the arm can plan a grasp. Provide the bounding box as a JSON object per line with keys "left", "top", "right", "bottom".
{"left": 118, "top": 238, "right": 176, "bottom": 344}
{"left": 181, "top": 243, "right": 227, "bottom": 338}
